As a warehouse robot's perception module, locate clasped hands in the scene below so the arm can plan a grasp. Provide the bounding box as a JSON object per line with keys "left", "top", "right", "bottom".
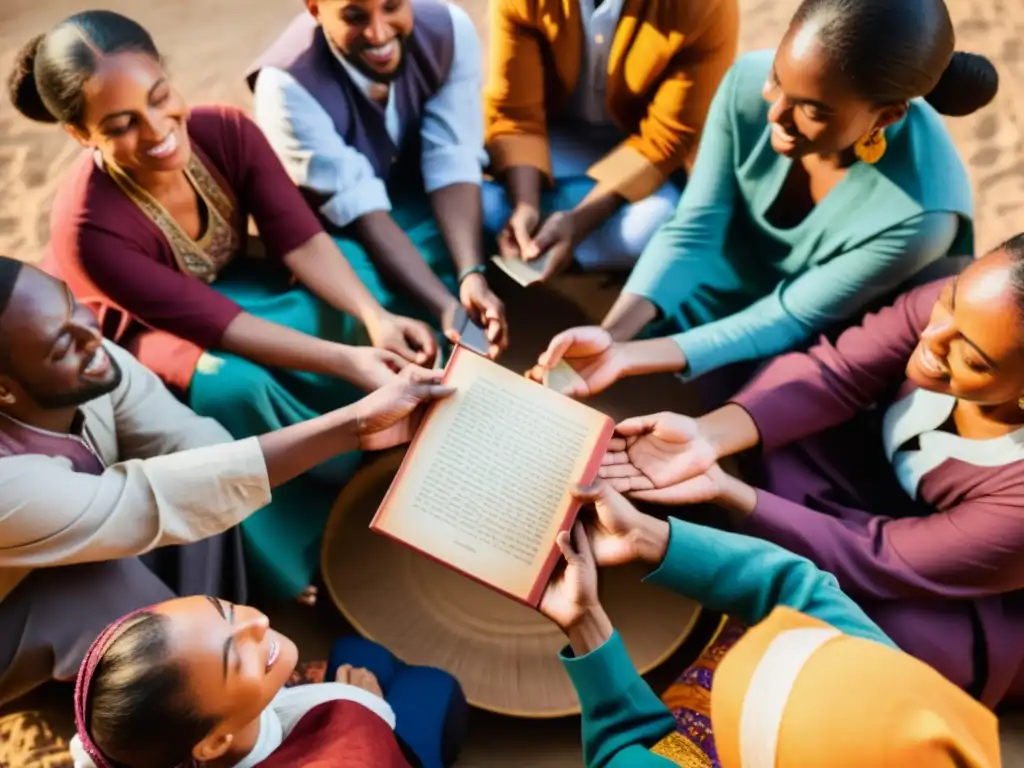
{"left": 497, "top": 203, "right": 577, "bottom": 282}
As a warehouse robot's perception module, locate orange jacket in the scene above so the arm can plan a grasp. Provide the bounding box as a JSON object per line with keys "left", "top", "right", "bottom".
{"left": 484, "top": 0, "right": 739, "bottom": 202}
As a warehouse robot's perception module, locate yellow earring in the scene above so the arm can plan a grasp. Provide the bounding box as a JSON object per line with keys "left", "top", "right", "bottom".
{"left": 1018, "top": 396, "right": 1024, "bottom": 411}
{"left": 854, "top": 128, "right": 887, "bottom": 164}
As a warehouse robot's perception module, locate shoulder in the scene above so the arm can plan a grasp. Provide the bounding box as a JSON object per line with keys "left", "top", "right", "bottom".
{"left": 894, "top": 278, "right": 947, "bottom": 330}
{"left": 445, "top": 2, "right": 479, "bottom": 42}
{"left": 720, "top": 50, "right": 773, "bottom": 129}
{"left": 48, "top": 154, "right": 152, "bottom": 266}
{"left": 412, "top": 0, "right": 456, "bottom": 39}
{"left": 491, "top": 0, "right": 536, "bottom": 23}
{"left": 874, "top": 101, "right": 972, "bottom": 216}
{"left": 187, "top": 105, "right": 256, "bottom": 146}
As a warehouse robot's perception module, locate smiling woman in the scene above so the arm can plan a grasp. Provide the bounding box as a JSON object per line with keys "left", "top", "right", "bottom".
{"left": 530, "top": 0, "right": 1001, "bottom": 405}
{"left": 6, "top": 10, "right": 442, "bottom": 601}
{"left": 70, "top": 597, "right": 467, "bottom": 768}
{"left": 600, "top": 233, "right": 1024, "bottom": 708}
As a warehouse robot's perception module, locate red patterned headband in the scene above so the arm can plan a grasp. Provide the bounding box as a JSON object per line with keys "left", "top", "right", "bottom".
{"left": 73, "top": 606, "right": 155, "bottom": 768}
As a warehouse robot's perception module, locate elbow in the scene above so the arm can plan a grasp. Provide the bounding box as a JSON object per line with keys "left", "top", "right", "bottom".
{"left": 422, "top": 146, "right": 485, "bottom": 192}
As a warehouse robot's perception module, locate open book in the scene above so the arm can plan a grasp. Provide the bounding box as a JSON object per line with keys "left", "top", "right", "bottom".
{"left": 370, "top": 348, "right": 614, "bottom": 607}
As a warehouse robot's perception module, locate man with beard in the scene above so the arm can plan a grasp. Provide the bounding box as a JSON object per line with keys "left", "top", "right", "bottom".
{"left": 0, "top": 257, "right": 452, "bottom": 706}
{"left": 247, "top": 0, "right": 508, "bottom": 360}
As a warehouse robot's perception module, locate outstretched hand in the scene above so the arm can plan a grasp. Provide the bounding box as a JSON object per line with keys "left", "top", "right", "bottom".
{"left": 351, "top": 367, "right": 454, "bottom": 451}
{"left": 525, "top": 326, "right": 629, "bottom": 398}
{"left": 599, "top": 412, "right": 726, "bottom": 504}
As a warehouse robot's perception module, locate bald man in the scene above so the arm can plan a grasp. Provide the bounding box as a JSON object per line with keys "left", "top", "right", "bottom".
{"left": 0, "top": 258, "right": 447, "bottom": 705}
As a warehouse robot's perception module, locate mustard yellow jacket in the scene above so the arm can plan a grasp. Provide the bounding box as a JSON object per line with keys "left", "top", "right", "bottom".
{"left": 484, "top": 0, "right": 739, "bottom": 202}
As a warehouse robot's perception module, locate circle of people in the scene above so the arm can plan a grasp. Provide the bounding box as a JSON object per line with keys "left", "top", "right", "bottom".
{"left": 0, "top": 0, "right": 1014, "bottom": 765}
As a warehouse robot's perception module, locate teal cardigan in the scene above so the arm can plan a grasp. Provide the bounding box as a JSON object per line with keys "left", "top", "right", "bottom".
{"left": 560, "top": 518, "right": 897, "bottom": 767}
{"left": 623, "top": 50, "right": 974, "bottom": 379}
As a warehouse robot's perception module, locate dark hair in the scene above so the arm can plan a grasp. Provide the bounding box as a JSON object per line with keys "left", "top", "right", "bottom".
{"left": 1000, "top": 233, "right": 1024, "bottom": 316}
{"left": 791, "top": 0, "right": 999, "bottom": 117}
{"left": 7, "top": 10, "right": 160, "bottom": 127}
{"left": 87, "top": 612, "right": 217, "bottom": 768}
{"left": 0, "top": 256, "right": 25, "bottom": 321}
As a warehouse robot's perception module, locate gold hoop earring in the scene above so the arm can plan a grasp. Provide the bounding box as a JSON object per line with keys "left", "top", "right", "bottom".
{"left": 854, "top": 128, "right": 887, "bottom": 164}
{"left": 1018, "top": 396, "right": 1024, "bottom": 411}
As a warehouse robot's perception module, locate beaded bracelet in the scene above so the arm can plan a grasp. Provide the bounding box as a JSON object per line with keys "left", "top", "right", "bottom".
{"left": 457, "top": 264, "right": 487, "bottom": 284}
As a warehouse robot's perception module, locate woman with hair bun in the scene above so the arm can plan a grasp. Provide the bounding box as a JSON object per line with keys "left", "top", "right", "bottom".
{"left": 528, "top": 0, "right": 1000, "bottom": 402}
{"left": 7, "top": 10, "right": 441, "bottom": 601}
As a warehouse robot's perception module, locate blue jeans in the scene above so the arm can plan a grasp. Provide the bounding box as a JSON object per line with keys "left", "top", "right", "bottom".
{"left": 482, "top": 175, "right": 682, "bottom": 271}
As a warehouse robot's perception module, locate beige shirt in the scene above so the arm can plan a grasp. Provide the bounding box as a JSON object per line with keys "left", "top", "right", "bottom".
{"left": 0, "top": 341, "right": 271, "bottom": 601}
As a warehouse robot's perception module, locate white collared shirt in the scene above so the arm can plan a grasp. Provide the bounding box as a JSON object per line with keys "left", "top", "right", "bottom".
{"left": 572, "top": 0, "right": 627, "bottom": 126}
{"left": 252, "top": 5, "right": 487, "bottom": 230}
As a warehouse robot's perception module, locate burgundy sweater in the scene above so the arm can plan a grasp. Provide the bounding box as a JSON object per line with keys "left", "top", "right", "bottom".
{"left": 44, "top": 106, "right": 323, "bottom": 392}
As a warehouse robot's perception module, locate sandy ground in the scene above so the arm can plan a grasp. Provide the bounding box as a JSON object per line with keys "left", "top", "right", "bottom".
{"left": 1, "top": 1, "right": 1024, "bottom": 766}
{"left": 0, "top": 0, "right": 1022, "bottom": 261}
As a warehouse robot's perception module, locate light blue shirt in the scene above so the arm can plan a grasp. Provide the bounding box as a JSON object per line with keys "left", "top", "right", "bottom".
{"left": 252, "top": 4, "right": 487, "bottom": 229}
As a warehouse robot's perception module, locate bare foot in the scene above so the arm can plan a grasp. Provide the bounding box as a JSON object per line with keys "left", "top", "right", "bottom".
{"left": 297, "top": 584, "right": 318, "bottom": 607}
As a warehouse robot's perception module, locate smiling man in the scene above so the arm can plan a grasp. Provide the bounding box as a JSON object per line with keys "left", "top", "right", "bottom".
{"left": 0, "top": 257, "right": 452, "bottom": 706}
{"left": 247, "top": 0, "right": 508, "bottom": 359}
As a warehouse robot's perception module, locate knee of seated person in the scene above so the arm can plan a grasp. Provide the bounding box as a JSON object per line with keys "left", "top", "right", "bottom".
{"left": 480, "top": 180, "right": 511, "bottom": 234}
{"left": 618, "top": 192, "right": 681, "bottom": 258}
{"left": 190, "top": 354, "right": 276, "bottom": 420}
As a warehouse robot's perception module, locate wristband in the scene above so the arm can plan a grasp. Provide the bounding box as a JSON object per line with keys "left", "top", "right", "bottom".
{"left": 457, "top": 264, "right": 487, "bottom": 284}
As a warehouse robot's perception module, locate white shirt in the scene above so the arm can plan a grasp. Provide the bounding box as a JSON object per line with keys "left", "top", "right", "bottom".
{"left": 548, "top": 0, "right": 628, "bottom": 178}
{"left": 881, "top": 388, "right": 1024, "bottom": 498}
{"left": 572, "top": 0, "right": 626, "bottom": 126}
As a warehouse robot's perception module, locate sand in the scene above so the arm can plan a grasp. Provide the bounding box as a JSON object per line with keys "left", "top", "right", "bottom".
{"left": 0, "top": 0, "right": 1022, "bottom": 262}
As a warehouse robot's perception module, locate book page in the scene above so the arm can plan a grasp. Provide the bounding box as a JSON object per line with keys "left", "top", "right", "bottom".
{"left": 490, "top": 254, "right": 548, "bottom": 287}
{"left": 373, "top": 350, "right": 612, "bottom": 601}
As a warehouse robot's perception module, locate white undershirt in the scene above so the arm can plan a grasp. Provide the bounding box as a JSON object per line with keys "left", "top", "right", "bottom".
{"left": 69, "top": 683, "right": 395, "bottom": 768}
{"left": 881, "top": 388, "right": 1024, "bottom": 498}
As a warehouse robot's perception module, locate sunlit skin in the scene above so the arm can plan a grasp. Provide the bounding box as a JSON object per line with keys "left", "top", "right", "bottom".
{"left": 906, "top": 250, "right": 1024, "bottom": 434}
{"left": 308, "top": 0, "right": 413, "bottom": 83}
{"left": 763, "top": 20, "right": 907, "bottom": 162}
{"left": 148, "top": 596, "right": 300, "bottom": 765}
{"left": 0, "top": 268, "right": 122, "bottom": 431}
{"left": 65, "top": 52, "right": 191, "bottom": 188}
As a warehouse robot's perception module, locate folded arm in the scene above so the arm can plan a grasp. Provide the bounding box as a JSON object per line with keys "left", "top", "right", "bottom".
{"left": 672, "top": 211, "right": 959, "bottom": 379}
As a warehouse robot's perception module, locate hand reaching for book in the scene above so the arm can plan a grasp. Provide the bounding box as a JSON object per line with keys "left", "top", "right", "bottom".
{"left": 570, "top": 481, "right": 670, "bottom": 567}
{"left": 526, "top": 326, "right": 629, "bottom": 398}
{"left": 539, "top": 522, "right": 601, "bottom": 629}
{"left": 600, "top": 412, "right": 719, "bottom": 495}
{"left": 352, "top": 367, "right": 454, "bottom": 451}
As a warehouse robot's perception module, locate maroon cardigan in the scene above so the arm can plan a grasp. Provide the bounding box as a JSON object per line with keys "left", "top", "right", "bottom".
{"left": 44, "top": 106, "right": 323, "bottom": 393}
{"left": 732, "top": 280, "right": 1024, "bottom": 706}
{"left": 256, "top": 700, "right": 412, "bottom": 767}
